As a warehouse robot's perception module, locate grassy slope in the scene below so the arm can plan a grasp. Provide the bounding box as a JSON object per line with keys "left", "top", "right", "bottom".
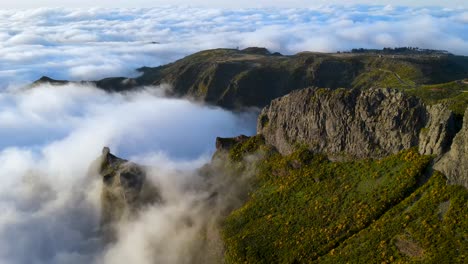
{"left": 133, "top": 49, "right": 468, "bottom": 111}
{"left": 221, "top": 136, "right": 467, "bottom": 263}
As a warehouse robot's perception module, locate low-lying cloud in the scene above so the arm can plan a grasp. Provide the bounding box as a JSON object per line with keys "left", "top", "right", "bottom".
{"left": 0, "top": 5, "right": 467, "bottom": 89}
{"left": 0, "top": 83, "right": 257, "bottom": 264}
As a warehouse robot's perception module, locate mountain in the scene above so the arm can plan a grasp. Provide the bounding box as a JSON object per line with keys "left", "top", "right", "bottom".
{"left": 217, "top": 88, "right": 467, "bottom": 263}
{"left": 34, "top": 47, "right": 468, "bottom": 112}
{"left": 73, "top": 48, "right": 468, "bottom": 262}
{"left": 88, "top": 87, "right": 467, "bottom": 263}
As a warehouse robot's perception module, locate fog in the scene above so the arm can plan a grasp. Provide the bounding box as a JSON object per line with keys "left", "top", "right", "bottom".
{"left": 0, "top": 83, "right": 257, "bottom": 264}
{"left": 1, "top": 6, "right": 467, "bottom": 89}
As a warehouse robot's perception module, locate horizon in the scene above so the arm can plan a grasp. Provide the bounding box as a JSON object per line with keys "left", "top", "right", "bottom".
{"left": 1, "top": 5, "right": 467, "bottom": 89}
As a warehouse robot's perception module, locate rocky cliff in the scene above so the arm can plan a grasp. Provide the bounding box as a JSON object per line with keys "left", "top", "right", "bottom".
{"left": 257, "top": 88, "right": 428, "bottom": 159}
{"left": 257, "top": 87, "right": 467, "bottom": 188}
{"left": 435, "top": 108, "right": 468, "bottom": 188}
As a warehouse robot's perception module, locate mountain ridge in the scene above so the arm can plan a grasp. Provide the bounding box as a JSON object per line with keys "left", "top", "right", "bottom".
{"left": 33, "top": 47, "right": 468, "bottom": 113}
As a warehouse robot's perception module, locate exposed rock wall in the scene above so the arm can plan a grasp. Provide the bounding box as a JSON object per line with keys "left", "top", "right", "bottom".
{"left": 435, "top": 108, "right": 468, "bottom": 188}
{"left": 257, "top": 88, "right": 428, "bottom": 159}
{"left": 257, "top": 87, "right": 467, "bottom": 188}
{"left": 418, "top": 104, "right": 458, "bottom": 157}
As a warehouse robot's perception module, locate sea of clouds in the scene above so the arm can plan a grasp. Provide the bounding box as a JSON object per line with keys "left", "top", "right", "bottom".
{"left": 0, "top": 4, "right": 467, "bottom": 264}
{"left": 0, "top": 83, "right": 256, "bottom": 263}
{"left": 0, "top": 5, "right": 467, "bottom": 89}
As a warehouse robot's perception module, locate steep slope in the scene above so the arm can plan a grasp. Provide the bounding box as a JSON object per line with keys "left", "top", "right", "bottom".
{"left": 258, "top": 88, "right": 428, "bottom": 159}
{"left": 258, "top": 88, "right": 467, "bottom": 186}
{"left": 34, "top": 48, "right": 468, "bottom": 110}
{"left": 435, "top": 107, "right": 468, "bottom": 188}
{"left": 220, "top": 136, "right": 467, "bottom": 264}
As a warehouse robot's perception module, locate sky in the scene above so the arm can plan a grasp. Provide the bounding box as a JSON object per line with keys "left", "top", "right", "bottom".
{"left": 0, "top": 5, "right": 467, "bottom": 89}
{"left": 2, "top": 0, "right": 467, "bottom": 9}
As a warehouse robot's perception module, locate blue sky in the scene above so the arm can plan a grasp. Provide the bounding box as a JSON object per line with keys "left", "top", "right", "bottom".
{"left": 2, "top": 0, "right": 467, "bottom": 9}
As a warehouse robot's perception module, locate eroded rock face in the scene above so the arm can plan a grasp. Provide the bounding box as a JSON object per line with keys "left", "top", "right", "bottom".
{"left": 257, "top": 88, "right": 428, "bottom": 160}
{"left": 419, "top": 104, "right": 458, "bottom": 157}
{"left": 435, "top": 108, "right": 468, "bottom": 188}
{"left": 97, "top": 147, "right": 161, "bottom": 227}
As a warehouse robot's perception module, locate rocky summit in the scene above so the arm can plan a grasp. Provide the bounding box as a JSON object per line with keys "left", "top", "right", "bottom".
{"left": 96, "top": 147, "right": 161, "bottom": 229}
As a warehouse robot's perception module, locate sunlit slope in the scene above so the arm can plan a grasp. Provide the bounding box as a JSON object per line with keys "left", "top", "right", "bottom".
{"left": 39, "top": 48, "right": 468, "bottom": 111}
{"left": 220, "top": 136, "right": 467, "bottom": 263}
{"left": 138, "top": 49, "right": 468, "bottom": 110}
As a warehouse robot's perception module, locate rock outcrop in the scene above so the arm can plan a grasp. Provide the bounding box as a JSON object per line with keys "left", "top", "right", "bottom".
{"left": 435, "top": 108, "right": 468, "bottom": 188}
{"left": 257, "top": 87, "right": 468, "bottom": 188}
{"left": 97, "top": 147, "right": 161, "bottom": 227}
{"left": 418, "top": 104, "right": 458, "bottom": 157}
{"left": 257, "top": 88, "right": 428, "bottom": 159}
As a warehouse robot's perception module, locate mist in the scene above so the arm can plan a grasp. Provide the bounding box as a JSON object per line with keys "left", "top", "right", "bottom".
{"left": 0, "top": 83, "right": 257, "bottom": 264}
{"left": 1, "top": 6, "right": 467, "bottom": 89}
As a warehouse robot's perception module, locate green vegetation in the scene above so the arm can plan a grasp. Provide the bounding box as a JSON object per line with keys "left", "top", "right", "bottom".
{"left": 318, "top": 172, "right": 467, "bottom": 263}
{"left": 405, "top": 81, "right": 468, "bottom": 115}
{"left": 220, "top": 138, "right": 467, "bottom": 263}
{"left": 131, "top": 49, "right": 468, "bottom": 109}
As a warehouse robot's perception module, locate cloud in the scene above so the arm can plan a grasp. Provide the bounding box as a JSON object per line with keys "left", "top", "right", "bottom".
{"left": 1, "top": 0, "right": 467, "bottom": 9}
{"left": 0, "top": 6, "right": 467, "bottom": 89}
{"left": 0, "top": 83, "right": 257, "bottom": 263}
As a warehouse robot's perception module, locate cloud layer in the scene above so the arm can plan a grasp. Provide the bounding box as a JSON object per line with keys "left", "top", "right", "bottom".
{"left": 0, "top": 5, "right": 467, "bottom": 89}
{"left": 2, "top": 0, "right": 467, "bottom": 9}
{"left": 0, "top": 83, "right": 257, "bottom": 263}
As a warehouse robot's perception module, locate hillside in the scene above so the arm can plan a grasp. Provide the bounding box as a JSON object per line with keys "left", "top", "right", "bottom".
{"left": 51, "top": 49, "right": 467, "bottom": 263}
{"left": 34, "top": 47, "right": 468, "bottom": 112}
{"left": 216, "top": 88, "right": 467, "bottom": 263}
{"left": 90, "top": 87, "right": 467, "bottom": 263}
{"left": 220, "top": 137, "right": 467, "bottom": 263}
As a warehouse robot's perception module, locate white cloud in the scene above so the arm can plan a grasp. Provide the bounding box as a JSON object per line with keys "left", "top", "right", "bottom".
{"left": 0, "top": 83, "right": 257, "bottom": 263}
{"left": 0, "top": 6, "right": 467, "bottom": 89}
{"left": 1, "top": 1, "right": 467, "bottom": 9}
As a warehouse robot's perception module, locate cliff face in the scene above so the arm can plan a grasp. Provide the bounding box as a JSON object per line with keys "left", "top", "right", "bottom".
{"left": 258, "top": 88, "right": 428, "bottom": 159}
{"left": 435, "top": 108, "right": 468, "bottom": 188}
{"left": 257, "top": 87, "right": 467, "bottom": 188}
{"left": 418, "top": 104, "right": 459, "bottom": 157}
